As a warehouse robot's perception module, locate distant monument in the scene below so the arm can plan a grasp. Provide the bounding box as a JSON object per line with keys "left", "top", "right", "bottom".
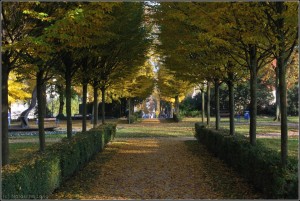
{"left": 19, "top": 86, "right": 37, "bottom": 128}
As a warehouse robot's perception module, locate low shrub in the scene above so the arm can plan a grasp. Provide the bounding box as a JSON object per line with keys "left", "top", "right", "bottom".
{"left": 2, "top": 124, "right": 116, "bottom": 199}
{"left": 180, "top": 110, "right": 201, "bottom": 117}
{"left": 194, "top": 123, "right": 298, "bottom": 199}
{"left": 128, "top": 114, "right": 137, "bottom": 123}
{"left": 173, "top": 113, "right": 182, "bottom": 122}
{"left": 134, "top": 110, "right": 143, "bottom": 118}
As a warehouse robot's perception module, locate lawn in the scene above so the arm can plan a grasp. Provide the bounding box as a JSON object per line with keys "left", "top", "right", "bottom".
{"left": 8, "top": 117, "right": 298, "bottom": 163}
{"left": 257, "top": 138, "right": 298, "bottom": 158}
{"left": 117, "top": 117, "right": 298, "bottom": 158}
{"left": 9, "top": 142, "right": 57, "bottom": 163}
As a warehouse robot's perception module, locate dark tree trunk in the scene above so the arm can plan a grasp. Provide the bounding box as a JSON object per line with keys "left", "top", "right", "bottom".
{"left": 82, "top": 82, "right": 87, "bottom": 132}
{"left": 128, "top": 98, "right": 131, "bottom": 124}
{"left": 274, "top": 66, "right": 281, "bottom": 121}
{"left": 214, "top": 80, "right": 220, "bottom": 130}
{"left": 93, "top": 83, "right": 98, "bottom": 128}
{"left": 101, "top": 86, "right": 106, "bottom": 124}
{"left": 2, "top": 65, "right": 10, "bottom": 166}
{"left": 36, "top": 69, "right": 46, "bottom": 152}
{"left": 174, "top": 95, "right": 179, "bottom": 114}
{"left": 249, "top": 44, "right": 258, "bottom": 145}
{"left": 201, "top": 89, "right": 205, "bottom": 123}
{"left": 65, "top": 70, "right": 72, "bottom": 139}
{"left": 279, "top": 52, "right": 288, "bottom": 168}
{"left": 206, "top": 83, "right": 211, "bottom": 126}
{"left": 57, "top": 85, "right": 65, "bottom": 116}
{"left": 170, "top": 103, "right": 173, "bottom": 118}
{"left": 62, "top": 53, "right": 74, "bottom": 139}
{"left": 276, "top": 2, "right": 288, "bottom": 167}
{"left": 227, "top": 73, "right": 235, "bottom": 135}
{"left": 130, "top": 98, "right": 134, "bottom": 115}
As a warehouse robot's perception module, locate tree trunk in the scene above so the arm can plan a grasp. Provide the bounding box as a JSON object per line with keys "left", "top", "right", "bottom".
{"left": 276, "top": 2, "right": 288, "bottom": 167}
{"left": 36, "top": 69, "right": 46, "bottom": 152}
{"left": 130, "top": 98, "right": 134, "bottom": 115}
{"left": 174, "top": 95, "right": 179, "bottom": 115}
{"left": 2, "top": 65, "right": 10, "bottom": 166}
{"left": 93, "top": 83, "right": 98, "bottom": 128}
{"left": 201, "top": 89, "right": 205, "bottom": 123}
{"left": 207, "top": 83, "right": 211, "bottom": 126}
{"left": 227, "top": 74, "right": 235, "bottom": 135}
{"left": 214, "top": 80, "right": 220, "bottom": 130}
{"left": 57, "top": 85, "right": 65, "bottom": 116}
{"left": 249, "top": 44, "right": 257, "bottom": 145}
{"left": 128, "top": 98, "right": 131, "bottom": 124}
{"left": 65, "top": 70, "right": 72, "bottom": 139}
{"left": 101, "top": 86, "right": 106, "bottom": 124}
{"left": 279, "top": 53, "right": 288, "bottom": 168}
{"left": 82, "top": 82, "right": 87, "bottom": 132}
{"left": 62, "top": 52, "right": 74, "bottom": 139}
{"left": 156, "top": 96, "right": 160, "bottom": 117}
{"left": 274, "top": 66, "right": 281, "bottom": 121}
{"left": 170, "top": 103, "right": 173, "bottom": 118}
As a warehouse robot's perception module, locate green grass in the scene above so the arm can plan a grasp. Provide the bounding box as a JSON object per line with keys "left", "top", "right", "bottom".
{"left": 257, "top": 138, "right": 298, "bottom": 158}
{"left": 9, "top": 134, "right": 65, "bottom": 163}
{"left": 287, "top": 116, "right": 299, "bottom": 123}
{"left": 117, "top": 118, "right": 298, "bottom": 160}
{"left": 9, "top": 143, "right": 39, "bottom": 163}
{"left": 116, "top": 124, "right": 194, "bottom": 138}
{"left": 9, "top": 134, "right": 66, "bottom": 140}
{"left": 8, "top": 117, "right": 298, "bottom": 163}
{"left": 221, "top": 124, "right": 296, "bottom": 135}
{"left": 9, "top": 142, "right": 56, "bottom": 163}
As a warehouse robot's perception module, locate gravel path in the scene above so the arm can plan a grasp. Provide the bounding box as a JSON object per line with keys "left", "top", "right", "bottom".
{"left": 50, "top": 138, "right": 261, "bottom": 199}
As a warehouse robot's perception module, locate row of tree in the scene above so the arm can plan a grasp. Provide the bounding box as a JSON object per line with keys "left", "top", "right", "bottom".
{"left": 2, "top": 2, "right": 154, "bottom": 166}
{"left": 154, "top": 2, "right": 298, "bottom": 167}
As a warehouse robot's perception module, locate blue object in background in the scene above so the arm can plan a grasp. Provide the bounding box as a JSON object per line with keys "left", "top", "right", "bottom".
{"left": 244, "top": 111, "right": 250, "bottom": 120}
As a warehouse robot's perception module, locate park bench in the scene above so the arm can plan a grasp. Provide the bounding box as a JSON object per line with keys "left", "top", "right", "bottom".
{"left": 220, "top": 111, "right": 230, "bottom": 118}
{"left": 36, "top": 117, "right": 59, "bottom": 126}
{"left": 44, "top": 117, "right": 57, "bottom": 122}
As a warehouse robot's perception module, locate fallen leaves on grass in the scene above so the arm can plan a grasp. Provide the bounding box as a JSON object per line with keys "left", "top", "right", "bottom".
{"left": 50, "top": 139, "right": 261, "bottom": 199}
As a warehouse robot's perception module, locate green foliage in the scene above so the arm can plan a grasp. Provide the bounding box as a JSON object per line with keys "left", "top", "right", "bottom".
{"left": 180, "top": 110, "right": 201, "bottom": 118}
{"left": 287, "top": 83, "right": 299, "bottom": 116}
{"left": 2, "top": 124, "right": 116, "bottom": 199}
{"left": 134, "top": 110, "right": 143, "bottom": 118}
{"left": 179, "top": 95, "right": 201, "bottom": 112}
{"left": 173, "top": 113, "right": 182, "bottom": 122}
{"left": 128, "top": 115, "right": 138, "bottom": 124}
{"left": 2, "top": 153, "right": 61, "bottom": 199}
{"left": 194, "top": 123, "right": 298, "bottom": 199}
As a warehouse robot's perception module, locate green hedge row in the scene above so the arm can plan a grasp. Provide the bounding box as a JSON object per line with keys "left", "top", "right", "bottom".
{"left": 194, "top": 123, "right": 298, "bottom": 199}
{"left": 2, "top": 123, "right": 117, "bottom": 199}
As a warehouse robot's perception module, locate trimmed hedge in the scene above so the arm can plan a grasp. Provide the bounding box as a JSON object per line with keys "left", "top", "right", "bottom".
{"left": 194, "top": 123, "right": 298, "bottom": 199}
{"left": 2, "top": 123, "right": 116, "bottom": 199}
{"left": 2, "top": 154, "right": 61, "bottom": 199}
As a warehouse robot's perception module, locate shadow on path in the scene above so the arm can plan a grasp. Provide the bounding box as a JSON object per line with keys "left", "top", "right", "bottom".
{"left": 50, "top": 138, "right": 261, "bottom": 199}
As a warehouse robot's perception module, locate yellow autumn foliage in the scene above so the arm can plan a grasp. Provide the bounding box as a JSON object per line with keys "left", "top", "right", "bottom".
{"left": 8, "top": 72, "right": 32, "bottom": 105}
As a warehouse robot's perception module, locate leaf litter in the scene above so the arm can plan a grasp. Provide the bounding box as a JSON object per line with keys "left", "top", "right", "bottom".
{"left": 50, "top": 138, "right": 261, "bottom": 199}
